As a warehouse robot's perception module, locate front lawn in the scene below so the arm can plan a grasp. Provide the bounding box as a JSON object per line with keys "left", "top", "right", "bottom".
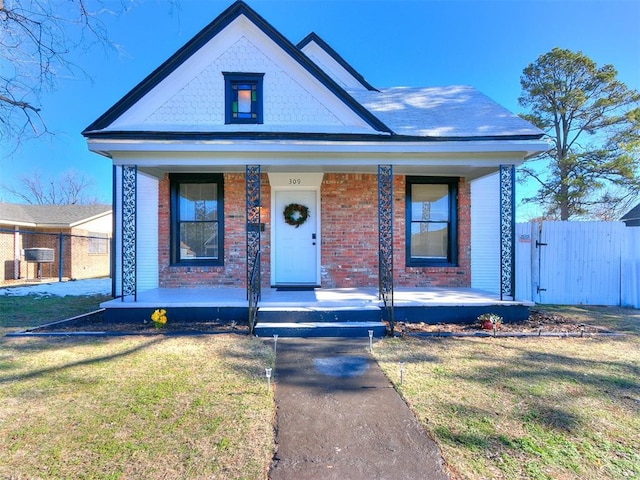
{"left": 374, "top": 306, "right": 640, "bottom": 479}
{"left": 0, "top": 293, "right": 111, "bottom": 336}
{"left": 2, "top": 295, "right": 638, "bottom": 479}
{"left": 0, "top": 334, "right": 275, "bottom": 479}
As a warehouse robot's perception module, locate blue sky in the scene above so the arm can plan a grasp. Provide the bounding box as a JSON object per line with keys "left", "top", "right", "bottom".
{"left": 1, "top": 0, "right": 639, "bottom": 220}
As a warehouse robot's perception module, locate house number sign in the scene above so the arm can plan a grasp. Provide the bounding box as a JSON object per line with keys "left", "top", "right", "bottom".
{"left": 267, "top": 172, "right": 324, "bottom": 187}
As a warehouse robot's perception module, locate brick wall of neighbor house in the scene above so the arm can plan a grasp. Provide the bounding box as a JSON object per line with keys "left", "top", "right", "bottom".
{"left": 0, "top": 230, "right": 18, "bottom": 283}
{"left": 13, "top": 228, "right": 111, "bottom": 281}
{"left": 68, "top": 228, "right": 111, "bottom": 279}
{"left": 157, "top": 172, "right": 471, "bottom": 289}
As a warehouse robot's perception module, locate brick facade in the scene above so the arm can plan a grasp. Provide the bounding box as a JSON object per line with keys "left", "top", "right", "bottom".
{"left": 157, "top": 172, "right": 471, "bottom": 289}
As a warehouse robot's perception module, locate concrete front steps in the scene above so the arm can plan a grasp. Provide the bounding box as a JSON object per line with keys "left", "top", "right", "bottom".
{"left": 254, "top": 306, "right": 387, "bottom": 338}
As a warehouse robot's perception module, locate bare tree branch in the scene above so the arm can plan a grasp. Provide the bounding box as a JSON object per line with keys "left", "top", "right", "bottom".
{"left": 1, "top": 169, "right": 100, "bottom": 205}
{"left": 0, "top": 0, "right": 132, "bottom": 150}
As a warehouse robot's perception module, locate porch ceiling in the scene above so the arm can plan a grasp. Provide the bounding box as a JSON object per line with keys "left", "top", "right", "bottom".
{"left": 137, "top": 163, "right": 500, "bottom": 181}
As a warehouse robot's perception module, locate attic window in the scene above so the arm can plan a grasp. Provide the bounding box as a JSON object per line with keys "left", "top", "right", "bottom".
{"left": 224, "top": 72, "right": 264, "bottom": 124}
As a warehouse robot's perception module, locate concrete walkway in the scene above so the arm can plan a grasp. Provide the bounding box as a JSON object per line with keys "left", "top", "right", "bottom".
{"left": 269, "top": 338, "right": 449, "bottom": 480}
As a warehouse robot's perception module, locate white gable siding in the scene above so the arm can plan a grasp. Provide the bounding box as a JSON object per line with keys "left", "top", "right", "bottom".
{"left": 137, "top": 172, "right": 159, "bottom": 291}
{"left": 300, "top": 41, "right": 368, "bottom": 91}
{"left": 470, "top": 173, "right": 500, "bottom": 294}
{"left": 108, "top": 16, "right": 375, "bottom": 134}
{"left": 114, "top": 167, "right": 158, "bottom": 294}
{"left": 145, "top": 36, "right": 344, "bottom": 129}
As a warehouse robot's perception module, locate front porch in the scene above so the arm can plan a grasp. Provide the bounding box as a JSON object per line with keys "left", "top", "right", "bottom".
{"left": 101, "top": 286, "right": 532, "bottom": 337}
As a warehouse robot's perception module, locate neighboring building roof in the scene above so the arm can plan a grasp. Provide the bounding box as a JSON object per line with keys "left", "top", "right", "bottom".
{"left": 621, "top": 203, "right": 640, "bottom": 226}
{"left": 0, "top": 203, "right": 112, "bottom": 228}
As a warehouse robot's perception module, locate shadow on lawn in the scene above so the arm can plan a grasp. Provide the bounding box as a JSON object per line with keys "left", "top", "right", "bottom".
{"left": 483, "top": 341, "right": 640, "bottom": 392}
{"left": 0, "top": 336, "right": 165, "bottom": 385}
{"left": 438, "top": 339, "right": 640, "bottom": 442}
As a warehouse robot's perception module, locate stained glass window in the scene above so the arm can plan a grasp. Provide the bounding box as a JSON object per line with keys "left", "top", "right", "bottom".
{"left": 224, "top": 73, "right": 264, "bottom": 124}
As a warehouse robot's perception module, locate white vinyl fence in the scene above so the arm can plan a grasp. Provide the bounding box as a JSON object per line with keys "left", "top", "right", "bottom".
{"left": 515, "top": 221, "right": 640, "bottom": 307}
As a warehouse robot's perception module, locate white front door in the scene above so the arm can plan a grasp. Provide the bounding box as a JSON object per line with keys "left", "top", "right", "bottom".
{"left": 273, "top": 189, "right": 319, "bottom": 285}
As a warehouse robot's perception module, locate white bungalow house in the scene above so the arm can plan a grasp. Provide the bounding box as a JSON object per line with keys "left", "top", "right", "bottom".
{"left": 83, "top": 1, "right": 547, "bottom": 336}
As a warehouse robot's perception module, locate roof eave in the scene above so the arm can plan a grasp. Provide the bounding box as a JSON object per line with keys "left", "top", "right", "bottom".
{"left": 83, "top": 129, "right": 544, "bottom": 142}
{"left": 0, "top": 220, "right": 37, "bottom": 228}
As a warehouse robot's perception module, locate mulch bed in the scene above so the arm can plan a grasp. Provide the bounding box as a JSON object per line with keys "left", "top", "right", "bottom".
{"left": 23, "top": 308, "right": 614, "bottom": 336}
{"left": 29, "top": 310, "right": 249, "bottom": 334}
{"left": 397, "top": 309, "right": 614, "bottom": 336}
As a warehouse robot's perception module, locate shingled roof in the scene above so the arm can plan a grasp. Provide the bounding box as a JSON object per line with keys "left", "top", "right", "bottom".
{"left": 348, "top": 86, "right": 542, "bottom": 139}
{"left": 82, "top": 0, "right": 544, "bottom": 143}
{"left": 0, "top": 203, "right": 112, "bottom": 228}
{"left": 621, "top": 203, "right": 640, "bottom": 226}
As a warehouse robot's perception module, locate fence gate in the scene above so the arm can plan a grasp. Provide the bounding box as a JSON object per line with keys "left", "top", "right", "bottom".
{"left": 531, "top": 221, "right": 625, "bottom": 305}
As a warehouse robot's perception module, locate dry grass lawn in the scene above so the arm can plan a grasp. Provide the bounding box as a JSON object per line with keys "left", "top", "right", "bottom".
{"left": 374, "top": 306, "right": 640, "bottom": 480}
{"left": 0, "top": 334, "right": 275, "bottom": 479}
{"left": 2, "top": 292, "right": 638, "bottom": 480}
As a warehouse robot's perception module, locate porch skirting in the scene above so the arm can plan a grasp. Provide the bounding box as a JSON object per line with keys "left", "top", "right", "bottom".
{"left": 101, "top": 286, "right": 532, "bottom": 324}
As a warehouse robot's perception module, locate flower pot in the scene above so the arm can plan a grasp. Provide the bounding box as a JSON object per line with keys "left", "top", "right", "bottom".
{"left": 481, "top": 320, "right": 495, "bottom": 330}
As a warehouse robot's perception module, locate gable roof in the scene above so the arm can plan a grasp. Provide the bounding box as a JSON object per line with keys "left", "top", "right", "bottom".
{"left": 83, "top": 0, "right": 391, "bottom": 136}
{"left": 82, "top": 0, "right": 545, "bottom": 146}
{"left": 0, "top": 203, "right": 112, "bottom": 228}
{"left": 297, "top": 32, "right": 378, "bottom": 92}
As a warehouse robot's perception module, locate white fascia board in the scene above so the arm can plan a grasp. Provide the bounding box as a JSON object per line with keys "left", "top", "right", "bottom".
{"left": 0, "top": 220, "right": 36, "bottom": 228}
{"left": 88, "top": 138, "right": 549, "bottom": 161}
{"left": 68, "top": 211, "right": 112, "bottom": 228}
{"left": 115, "top": 157, "right": 522, "bottom": 171}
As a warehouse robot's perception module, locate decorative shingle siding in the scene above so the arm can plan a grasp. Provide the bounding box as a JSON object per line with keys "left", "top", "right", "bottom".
{"left": 144, "top": 37, "right": 343, "bottom": 129}
{"left": 157, "top": 172, "right": 471, "bottom": 289}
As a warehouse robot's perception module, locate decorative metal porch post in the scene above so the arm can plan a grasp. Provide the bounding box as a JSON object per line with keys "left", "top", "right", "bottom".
{"left": 121, "top": 165, "right": 137, "bottom": 301}
{"left": 246, "top": 165, "right": 261, "bottom": 333}
{"left": 499, "top": 164, "right": 516, "bottom": 300}
{"left": 378, "top": 165, "right": 395, "bottom": 335}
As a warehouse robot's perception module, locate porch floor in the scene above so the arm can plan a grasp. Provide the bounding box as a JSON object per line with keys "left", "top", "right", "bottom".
{"left": 102, "top": 286, "right": 532, "bottom": 309}
{"left": 100, "top": 286, "right": 532, "bottom": 333}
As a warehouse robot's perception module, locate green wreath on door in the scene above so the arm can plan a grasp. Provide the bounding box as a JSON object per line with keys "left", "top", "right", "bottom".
{"left": 283, "top": 203, "right": 310, "bottom": 228}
